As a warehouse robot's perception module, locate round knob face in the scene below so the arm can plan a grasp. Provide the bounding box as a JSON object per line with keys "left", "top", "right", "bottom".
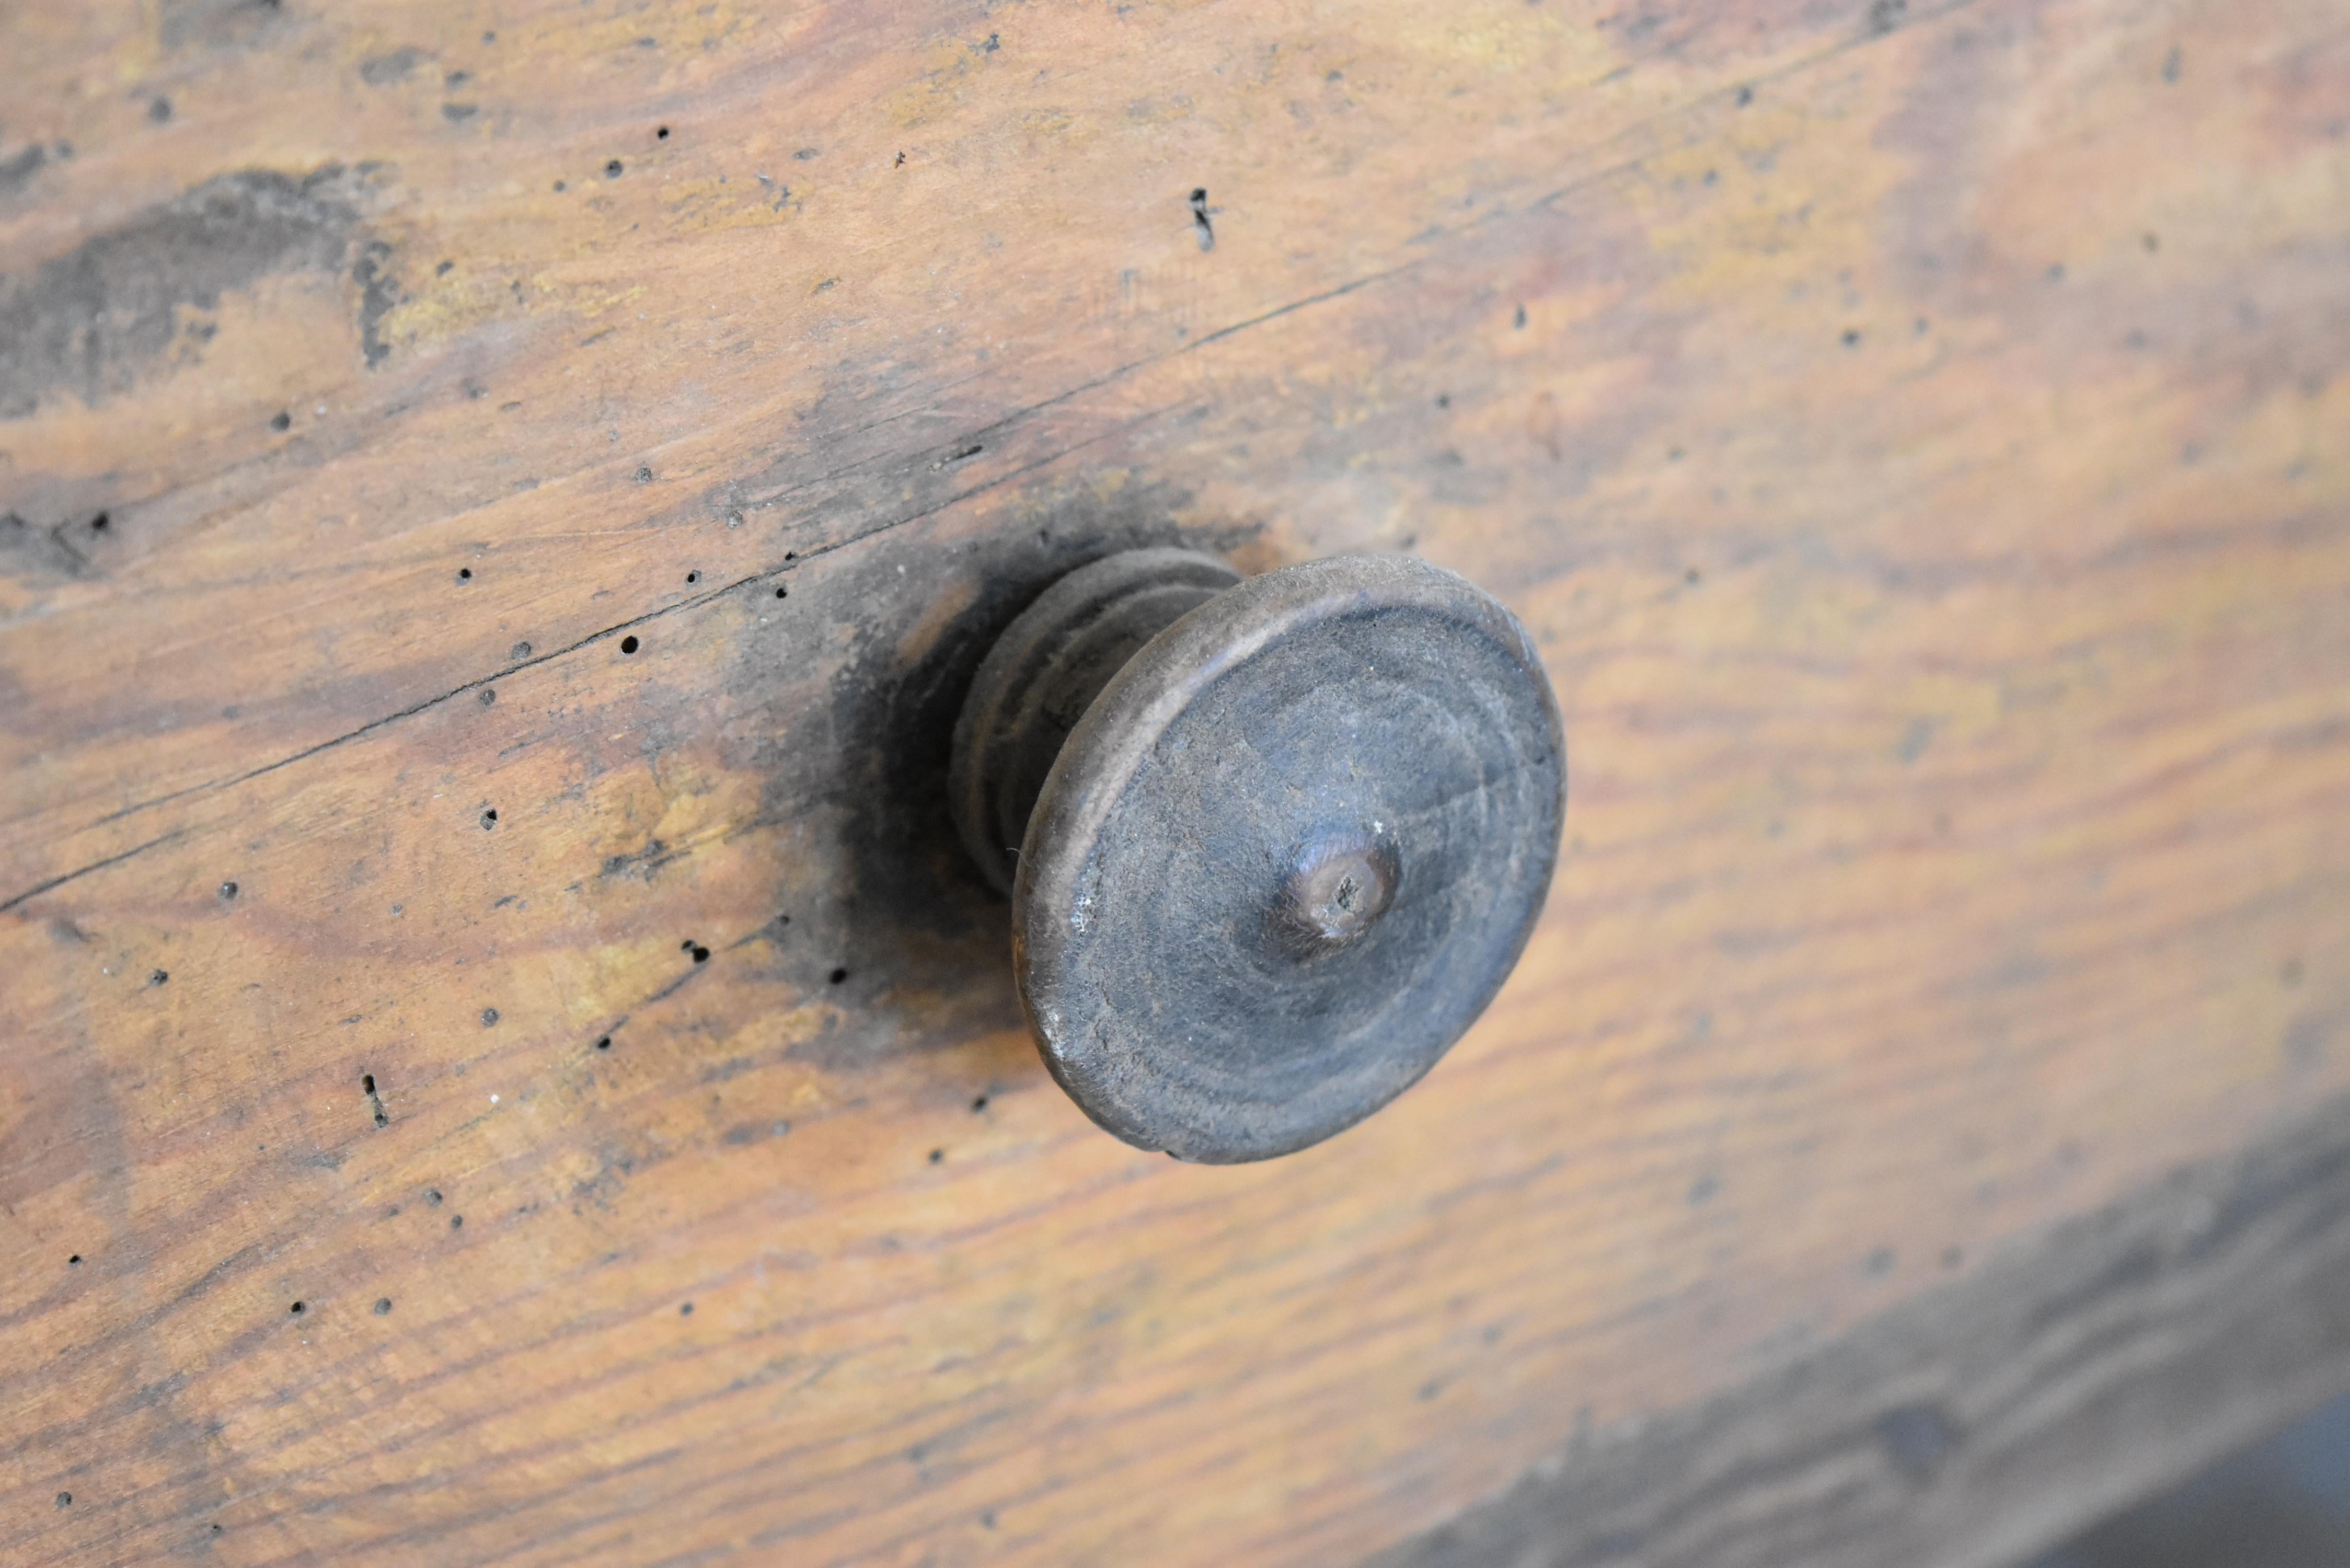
{"left": 1013, "top": 553, "right": 1566, "bottom": 1162}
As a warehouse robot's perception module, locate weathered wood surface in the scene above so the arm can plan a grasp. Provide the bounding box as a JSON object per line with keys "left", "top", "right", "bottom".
{"left": 1376, "top": 1084, "right": 2350, "bottom": 1568}
{"left": 1, "top": 0, "right": 2345, "bottom": 1564}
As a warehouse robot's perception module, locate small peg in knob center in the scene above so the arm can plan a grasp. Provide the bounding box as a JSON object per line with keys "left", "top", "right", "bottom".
{"left": 1271, "top": 831, "right": 1400, "bottom": 958}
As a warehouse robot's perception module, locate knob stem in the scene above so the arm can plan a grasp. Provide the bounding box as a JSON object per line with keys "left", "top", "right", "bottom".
{"left": 950, "top": 550, "right": 1242, "bottom": 895}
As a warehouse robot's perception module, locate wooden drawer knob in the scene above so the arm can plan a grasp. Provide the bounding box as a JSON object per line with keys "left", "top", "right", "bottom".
{"left": 951, "top": 550, "right": 1566, "bottom": 1162}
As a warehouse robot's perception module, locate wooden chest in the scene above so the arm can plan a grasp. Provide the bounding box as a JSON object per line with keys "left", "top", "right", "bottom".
{"left": 4, "top": 2, "right": 2347, "bottom": 1563}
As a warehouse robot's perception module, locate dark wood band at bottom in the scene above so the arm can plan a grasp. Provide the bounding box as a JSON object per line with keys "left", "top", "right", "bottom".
{"left": 1370, "top": 1091, "right": 2350, "bottom": 1568}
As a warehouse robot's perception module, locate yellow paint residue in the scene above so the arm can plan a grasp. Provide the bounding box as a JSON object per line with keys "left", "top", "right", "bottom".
{"left": 887, "top": 33, "right": 1012, "bottom": 131}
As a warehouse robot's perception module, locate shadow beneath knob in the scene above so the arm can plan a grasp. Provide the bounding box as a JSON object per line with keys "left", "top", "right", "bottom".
{"left": 777, "top": 481, "right": 1261, "bottom": 1073}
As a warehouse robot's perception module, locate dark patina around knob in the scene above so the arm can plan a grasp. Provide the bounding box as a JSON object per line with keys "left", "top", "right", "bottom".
{"left": 951, "top": 549, "right": 1565, "bottom": 1162}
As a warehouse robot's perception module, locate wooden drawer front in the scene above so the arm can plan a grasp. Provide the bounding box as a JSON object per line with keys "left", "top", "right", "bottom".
{"left": 2, "top": 1, "right": 2346, "bottom": 1564}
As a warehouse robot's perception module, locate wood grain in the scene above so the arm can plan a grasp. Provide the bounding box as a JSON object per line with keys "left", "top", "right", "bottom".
{"left": 3, "top": 0, "right": 2346, "bottom": 1564}
{"left": 1375, "top": 1082, "right": 2350, "bottom": 1568}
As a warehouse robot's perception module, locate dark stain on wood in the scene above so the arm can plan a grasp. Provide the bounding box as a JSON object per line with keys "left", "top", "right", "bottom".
{"left": 159, "top": 0, "right": 290, "bottom": 53}
{"left": 358, "top": 46, "right": 425, "bottom": 85}
{"left": 0, "top": 511, "right": 99, "bottom": 584}
{"left": 0, "top": 142, "right": 47, "bottom": 200}
{"left": 0, "top": 167, "right": 363, "bottom": 417}
{"left": 751, "top": 475, "right": 1257, "bottom": 1071}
